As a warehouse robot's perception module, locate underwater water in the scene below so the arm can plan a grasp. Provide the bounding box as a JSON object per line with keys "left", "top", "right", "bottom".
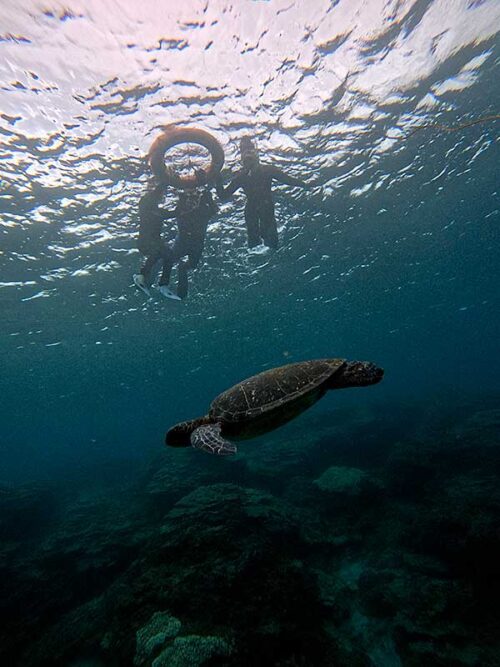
{"left": 1, "top": 0, "right": 499, "bottom": 665}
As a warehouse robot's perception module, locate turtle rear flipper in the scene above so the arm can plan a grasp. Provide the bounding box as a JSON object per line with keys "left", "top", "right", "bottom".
{"left": 191, "top": 423, "right": 237, "bottom": 456}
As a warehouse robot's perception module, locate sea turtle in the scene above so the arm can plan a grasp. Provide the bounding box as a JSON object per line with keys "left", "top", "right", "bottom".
{"left": 166, "top": 358, "right": 383, "bottom": 455}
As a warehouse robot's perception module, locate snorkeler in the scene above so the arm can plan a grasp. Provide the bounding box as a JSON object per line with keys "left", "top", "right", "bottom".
{"left": 134, "top": 184, "right": 217, "bottom": 300}
{"left": 160, "top": 187, "right": 217, "bottom": 300}
{"left": 216, "top": 137, "right": 308, "bottom": 249}
{"left": 133, "top": 182, "right": 178, "bottom": 298}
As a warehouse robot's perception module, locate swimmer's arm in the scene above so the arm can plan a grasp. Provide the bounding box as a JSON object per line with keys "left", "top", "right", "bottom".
{"left": 139, "top": 187, "right": 171, "bottom": 223}
{"left": 267, "top": 165, "right": 308, "bottom": 188}
{"left": 138, "top": 198, "right": 175, "bottom": 226}
{"left": 138, "top": 192, "right": 158, "bottom": 212}
{"left": 216, "top": 172, "right": 243, "bottom": 201}
{"left": 202, "top": 190, "right": 218, "bottom": 216}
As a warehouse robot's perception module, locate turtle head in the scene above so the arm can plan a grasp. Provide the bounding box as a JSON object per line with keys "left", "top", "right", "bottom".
{"left": 165, "top": 416, "right": 211, "bottom": 448}
{"left": 334, "top": 361, "right": 384, "bottom": 388}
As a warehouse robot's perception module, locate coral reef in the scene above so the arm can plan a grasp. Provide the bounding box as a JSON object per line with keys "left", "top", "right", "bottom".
{"left": 134, "top": 611, "right": 182, "bottom": 666}
{"left": 152, "top": 635, "right": 231, "bottom": 667}
{"left": 1, "top": 400, "right": 499, "bottom": 665}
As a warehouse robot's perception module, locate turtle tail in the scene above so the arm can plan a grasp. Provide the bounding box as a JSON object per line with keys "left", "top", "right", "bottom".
{"left": 166, "top": 416, "right": 213, "bottom": 447}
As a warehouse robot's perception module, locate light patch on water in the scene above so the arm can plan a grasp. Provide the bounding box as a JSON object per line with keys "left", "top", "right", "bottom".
{"left": 21, "top": 289, "right": 54, "bottom": 301}
{"left": 0, "top": 0, "right": 498, "bottom": 356}
{"left": 0, "top": 280, "right": 37, "bottom": 288}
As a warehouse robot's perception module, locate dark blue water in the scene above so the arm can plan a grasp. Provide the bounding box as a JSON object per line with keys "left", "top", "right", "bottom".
{"left": 1, "top": 2, "right": 499, "bottom": 665}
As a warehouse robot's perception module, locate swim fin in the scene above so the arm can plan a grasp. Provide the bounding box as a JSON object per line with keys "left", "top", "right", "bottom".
{"left": 133, "top": 274, "right": 151, "bottom": 297}
{"left": 158, "top": 284, "right": 182, "bottom": 301}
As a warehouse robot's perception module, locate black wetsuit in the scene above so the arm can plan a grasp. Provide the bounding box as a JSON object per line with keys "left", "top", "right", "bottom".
{"left": 162, "top": 190, "right": 217, "bottom": 298}
{"left": 138, "top": 190, "right": 176, "bottom": 287}
{"left": 216, "top": 164, "right": 306, "bottom": 248}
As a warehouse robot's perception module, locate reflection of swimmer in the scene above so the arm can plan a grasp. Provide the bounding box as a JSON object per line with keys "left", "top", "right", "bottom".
{"left": 216, "top": 137, "right": 308, "bottom": 249}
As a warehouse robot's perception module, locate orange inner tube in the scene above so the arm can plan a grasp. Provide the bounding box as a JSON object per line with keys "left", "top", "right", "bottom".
{"left": 147, "top": 125, "right": 225, "bottom": 189}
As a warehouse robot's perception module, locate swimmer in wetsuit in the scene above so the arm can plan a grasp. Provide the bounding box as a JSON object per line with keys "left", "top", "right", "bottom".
{"left": 216, "top": 137, "right": 308, "bottom": 249}
{"left": 159, "top": 187, "right": 217, "bottom": 300}
{"left": 134, "top": 183, "right": 216, "bottom": 300}
{"left": 134, "top": 183, "right": 177, "bottom": 296}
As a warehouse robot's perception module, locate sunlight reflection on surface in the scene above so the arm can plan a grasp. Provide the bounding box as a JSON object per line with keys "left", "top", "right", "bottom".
{"left": 1, "top": 0, "right": 499, "bottom": 341}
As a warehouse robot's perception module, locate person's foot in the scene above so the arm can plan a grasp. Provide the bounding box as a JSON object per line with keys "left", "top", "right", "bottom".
{"left": 158, "top": 284, "right": 182, "bottom": 301}
{"left": 133, "top": 274, "right": 151, "bottom": 296}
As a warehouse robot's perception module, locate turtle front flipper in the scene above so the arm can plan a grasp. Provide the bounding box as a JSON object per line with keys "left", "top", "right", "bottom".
{"left": 191, "top": 423, "right": 237, "bottom": 456}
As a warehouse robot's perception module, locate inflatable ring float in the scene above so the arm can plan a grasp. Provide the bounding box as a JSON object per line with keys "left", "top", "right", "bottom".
{"left": 147, "top": 125, "right": 225, "bottom": 189}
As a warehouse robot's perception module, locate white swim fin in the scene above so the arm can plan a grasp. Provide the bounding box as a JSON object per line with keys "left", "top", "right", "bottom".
{"left": 133, "top": 274, "right": 151, "bottom": 297}
{"left": 158, "top": 284, "right": 182, "bottom": 301}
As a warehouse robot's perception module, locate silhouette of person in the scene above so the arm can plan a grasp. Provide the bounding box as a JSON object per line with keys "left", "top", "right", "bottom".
{"left": 216, "top": 137, "right": 308, "bottom": 249}
{"left": 160, "top": 187, "right": 217, "bottom": 300}
{"left": 134, "top": 183, "right": 176, "bottom": 296}
{"left": 134, "top": 183, "right": 217, "bottom": 300}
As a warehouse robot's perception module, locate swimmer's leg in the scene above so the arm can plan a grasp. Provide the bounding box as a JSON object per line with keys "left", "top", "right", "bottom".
{"left": 140, "top": 250, "right": 161, "bottom": 287}
{"left": 159, "top": 238, "right": 183, "bottom": 287}
{"left": 177, "top": 243, "right": 203, "bottom": 300}
{"left": 158, "top": 251, "right": 175, "bottom": 289}
{"left": 244, "top": 202, "right": 262, "bottom": 248}
{"left": 156, "top": 242, "right": 182, "bottom": 299}
{"left": 177, "top": 261, "right": 189, "bottom": 300}
{"left": 259, "top": 202, "right": 279, "bottom": 249}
